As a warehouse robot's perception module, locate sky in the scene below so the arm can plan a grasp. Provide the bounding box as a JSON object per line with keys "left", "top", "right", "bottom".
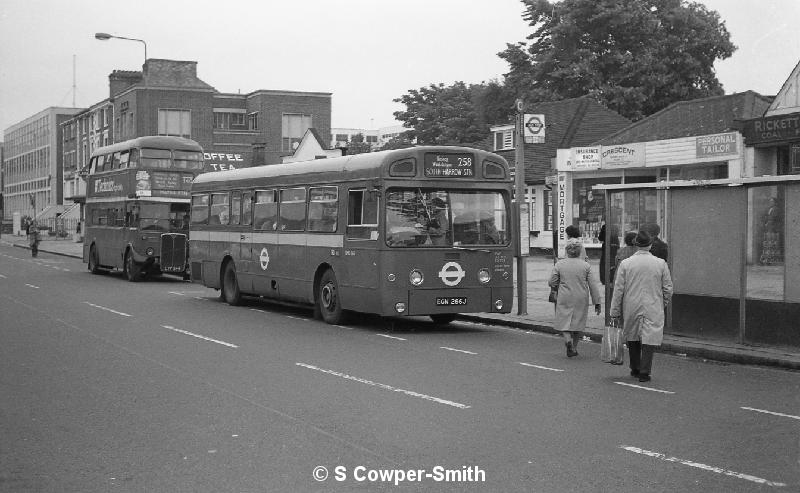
{"left": 0, "top": 0, "right": 798, "bottom": 135}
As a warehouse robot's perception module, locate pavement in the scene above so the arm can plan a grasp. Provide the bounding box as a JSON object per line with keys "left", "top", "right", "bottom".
{"left": 3, "top": 232, "right": 799, "bottom": 371}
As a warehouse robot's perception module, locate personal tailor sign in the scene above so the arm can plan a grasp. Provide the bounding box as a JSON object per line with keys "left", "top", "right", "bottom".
{"left": 600, "top": 143, "right": 645, "bottom": 169}
{"left": 742, "top": 113, "right": 800, "bottom": 144}
{"left": 696, "top": 132, "right": 738, "bottom": 157}
{"left": 570, "top": 147, "right": 601, "bottom": 170}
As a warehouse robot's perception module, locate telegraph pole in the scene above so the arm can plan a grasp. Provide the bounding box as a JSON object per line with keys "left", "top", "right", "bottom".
{"left": 514, "top": 99, "right": 528, "bottom": 315}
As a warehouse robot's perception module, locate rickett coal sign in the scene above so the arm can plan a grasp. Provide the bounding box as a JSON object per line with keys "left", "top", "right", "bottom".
{"left": 742, "top": 113, "right": 800, "bottom": 144}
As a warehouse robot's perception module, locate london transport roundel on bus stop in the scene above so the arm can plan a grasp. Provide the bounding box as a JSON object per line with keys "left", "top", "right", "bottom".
{"left": 260, "top": 247, "right": 270, "bottom": 270}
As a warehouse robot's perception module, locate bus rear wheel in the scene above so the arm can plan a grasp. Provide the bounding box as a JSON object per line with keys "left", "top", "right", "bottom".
{"left": 88, "top": 245, "right": 102, "bottom": 274}
{"left": 221, "top": 261, "right": 242, "bottom": 306}
{"left": 430, "top": 313, "right": 457, "bottom": 325}
{"left": 123, "top": 250, "right": 140, "bottom": 282}
{"left": 318, "top": 269, "right": 345, "bottom": 325}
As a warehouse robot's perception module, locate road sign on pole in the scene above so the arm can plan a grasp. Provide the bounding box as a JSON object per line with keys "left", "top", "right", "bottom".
{"left": 523, "top": 114, "right": 545, "bottom": 143}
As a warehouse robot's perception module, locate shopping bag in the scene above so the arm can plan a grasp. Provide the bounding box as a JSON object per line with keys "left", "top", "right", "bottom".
{"left": 600, "top": 320, "right": 624, "bottom": 365}
{"left": 548, "top": 288, "right": 558, "bottom": 303}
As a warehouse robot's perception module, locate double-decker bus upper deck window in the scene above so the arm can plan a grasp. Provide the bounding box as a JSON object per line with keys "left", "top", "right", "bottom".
{"left": 254, "top": 190, "right": 277, "bottom": 230}
{"left": 128, "top": 148, "right": 139, "bottom": 168}
{"left": 347, "top": 189, "right": 378, "bottom": 240}
{"left": 210, "top": 193, "right": 230, "bottom": 225}
{"left": 174, "top": 150, "right": 204, "bottom": 170}
{"left": 230, "top": 191, "right": 242, "bottom": 225}
{"left": 191, "top": 194, "right": 209, "bottom": 224}
{"left": 109, "top": 152, "right": 121, "bottom": 170}
{"left": 119, "top": 150, "right": 130, "bottom": 169}
{"left": 140, "top": 148, "right": 172, "bottom": 169}
{"left": 308, "top": 186, "right": 338, "bottom": 233}
{"left": 279, "top": 188, "right": 306, "bottom": 231}
{"left": 95, "top": 154, "right": 106, "bottom": 173}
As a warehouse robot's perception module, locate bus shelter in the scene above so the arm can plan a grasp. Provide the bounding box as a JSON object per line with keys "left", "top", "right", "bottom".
{"left": 595, "top": 176, "right": 800, "bottom": 350}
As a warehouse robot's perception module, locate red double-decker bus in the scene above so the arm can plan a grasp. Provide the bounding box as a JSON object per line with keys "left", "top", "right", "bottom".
{"left": 189, "top": 146, "right": 514, "bottom": 324}
{"left": 82, "top": 136, "right": 204, "bottom": 281}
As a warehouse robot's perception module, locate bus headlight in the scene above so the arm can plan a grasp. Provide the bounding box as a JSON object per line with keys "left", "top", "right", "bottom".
{"left": 495, "top": 299, "right": 504, "bottom": 310}
{"left": 478, "top": 268, "right": 491, "bottom": 284}
{"left": 409, "top": 269, "right": 424, "bottom": 286}
{"left": 395, "top": 302, "right": 406, "bottom": 313}
{"left": 145, "top": 247, "right": 155, "bottom": 256}
{"left": 387, "top": 273, "right": 396, "bottom": 282}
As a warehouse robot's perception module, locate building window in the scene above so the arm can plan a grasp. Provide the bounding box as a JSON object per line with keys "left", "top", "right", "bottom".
{"left": 493, "top": 128, "right": 515, "bottom": 151}
{"left": 282, "top": 113, "right": 312, "bottom": 151}
{"left": 158, "top": 109, "right": 191, "bottom": 138}
{"left": 248, "top": 112, "right": 259, "bottom": 131}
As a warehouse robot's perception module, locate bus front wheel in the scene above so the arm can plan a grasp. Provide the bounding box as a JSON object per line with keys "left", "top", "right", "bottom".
{"left": 430, "top": 313, "right": 457, "bottom": 325}
{"left": 123, "top": 250, "right": 140, "bottom": 282}
{"left": 318, "top": 269, "right": 345, "bottom": 325}
{"left": 221, "top": 262, "right": 242, "bottom": 306}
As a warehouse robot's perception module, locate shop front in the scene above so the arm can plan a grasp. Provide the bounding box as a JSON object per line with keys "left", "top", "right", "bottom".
{"left": 555, "top": 132, "right": 744, "bottom": 255}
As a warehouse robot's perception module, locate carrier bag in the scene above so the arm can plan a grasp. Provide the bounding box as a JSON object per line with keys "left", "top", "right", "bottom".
{"left": 600, "top": 320, "right": 624, "bottom": 365}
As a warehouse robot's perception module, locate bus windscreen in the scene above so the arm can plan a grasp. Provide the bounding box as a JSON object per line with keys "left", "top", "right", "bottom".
{"left": 385, "top": 188, "right": 508, "bottom": 247}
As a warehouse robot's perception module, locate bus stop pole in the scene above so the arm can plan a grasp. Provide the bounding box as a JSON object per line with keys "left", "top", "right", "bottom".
{"left": 514, "top": 99, "right": 528, "bottom": 315}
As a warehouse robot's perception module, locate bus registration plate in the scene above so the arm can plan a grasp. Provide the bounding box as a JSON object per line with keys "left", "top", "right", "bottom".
{"left": 436, "top": 296, "right": 468, "bottom": 306}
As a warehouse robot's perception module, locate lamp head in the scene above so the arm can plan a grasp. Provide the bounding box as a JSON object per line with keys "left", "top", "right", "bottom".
{"left": 94, "top": 32, "right": 112, "bottom": 40}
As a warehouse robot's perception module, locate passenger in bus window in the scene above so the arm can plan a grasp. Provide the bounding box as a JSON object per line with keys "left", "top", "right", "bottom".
{"left": 427, "top": 197, "right": 450, "bottom": 245}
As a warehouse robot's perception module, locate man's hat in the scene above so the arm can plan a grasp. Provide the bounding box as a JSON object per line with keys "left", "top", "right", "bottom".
{"left": 634, "top": 230, "right": 652, "bottom": 247}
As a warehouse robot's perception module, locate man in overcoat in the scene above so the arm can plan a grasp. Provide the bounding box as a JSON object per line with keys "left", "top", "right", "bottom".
{"left": 609, "top": 230, "right": 673, "bottom": 382}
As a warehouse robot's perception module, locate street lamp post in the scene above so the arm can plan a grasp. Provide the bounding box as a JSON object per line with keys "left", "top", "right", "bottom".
{"left": 94, "top": 32, "right": 147, "bottom": 63}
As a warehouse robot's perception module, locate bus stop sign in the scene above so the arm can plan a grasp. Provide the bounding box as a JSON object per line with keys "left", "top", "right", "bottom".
{"left": 524, "top": 114, "right": 545, "bottom": 143}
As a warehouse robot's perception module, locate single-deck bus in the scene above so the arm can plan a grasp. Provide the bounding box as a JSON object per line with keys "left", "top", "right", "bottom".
{"left": 82, "top": 136, "right": 204, "bottom": 281}
{"left": 189, "top": 146, "right": 514, "bottom": 324}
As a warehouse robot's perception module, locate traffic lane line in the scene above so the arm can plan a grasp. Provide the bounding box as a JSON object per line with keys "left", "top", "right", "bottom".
{"left": 518, "top": 362, "right": 564, "bottom": 372}
{"left": 440, "top": 346, "right": 477, "bottom": 355}
{"left": 621, "top": 445, "right": 787, "bottom": 488}
{"left": 25, "top": 283, "right": 40, "bottom": 289}
{"left": 83, "top": 301, "right": 132, "bottom": 317}
{"left": 160, "top": 325, "right": 239, "bottom": 348}
{"left": 295, "top": 362, "right": 470, "bottom": 409}
{"left": 741, "top": 406, "right": 800, "bottom": 421}
{"left": 614, "top": 381, "right": 675, "bottom": 394}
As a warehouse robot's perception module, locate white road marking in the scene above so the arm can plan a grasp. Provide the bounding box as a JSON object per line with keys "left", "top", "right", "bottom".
{"left": 286, "top": 315, "right": 309, "bottom": 321}
{"left": 742, "top": 406, "right": 800, "bottom": 421}
{"left": 614, "top": 381, "right": 674, "bottom": 394}
{"left": 168, "top": 291, "right": 185, "bottom": 296}
{"left": 249, "top": 308, "right": 267, "bottom": 313}
{"left": 25, "top": 283, "right": 39, "bottom": 289}
{"left": 621, "top": 445, "right": 787, "bottom": 487}
{"left": 161, "top": 325, "right": 238, "bottom": 348}
{"left": 295, "top": 362, "right": 470, "bottom": 409}
{"left": 83, "top": 302, "right": 131, "bottom": 317}
{"left": 335, "top": 325, "right": 353, "bottom": 330}
{"left": 377, "top": 334, "right": 407, "bottom": 341}
{"left": 0, "top": 274, "right": 6, "bottom": 278}
{"left": 440, "top": 346, "right": 477, "bottom": 355}
{"left": 518, "top": 362, "right": 564, "bottom": 372}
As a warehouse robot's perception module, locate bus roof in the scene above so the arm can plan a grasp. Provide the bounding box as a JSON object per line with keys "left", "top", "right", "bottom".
{"left": 91, "top": 136, "right": 203, "bottom": 157}
{"left": 192, "top": 145, "right": 506, "bottom": 187}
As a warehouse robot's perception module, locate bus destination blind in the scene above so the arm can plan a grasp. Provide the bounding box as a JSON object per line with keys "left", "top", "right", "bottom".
{"left": 423, "top": 153, "right": 475, "bottom": 178}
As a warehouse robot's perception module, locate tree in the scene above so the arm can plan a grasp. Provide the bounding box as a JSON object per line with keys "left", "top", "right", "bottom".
{"left": 380, "top": 133, "right": 415, "bottom": 150}
{"left": 344, "top": 133, "right": 372, "bottom": 155}
{"left": 393, "top": 81, "right": 489, "bottom": 146}
{"left": 499, "top": 0, "right": 736, "bottom": 120}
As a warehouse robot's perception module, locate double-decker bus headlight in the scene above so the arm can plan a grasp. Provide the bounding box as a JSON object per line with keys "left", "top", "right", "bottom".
{"left": 145, "top": 247, "right": 155, "bottom": 256}
{"left": 478, "top": 268, "right": 491, "bottom": 284}
{"left": 395, "top": 302, "right": 406, "bottom": 313}
{"left": 495, "top": 299, "right": 504, "bottom": 310}
{"left": 409, "top": 269, "right": 424, "bottom": 286}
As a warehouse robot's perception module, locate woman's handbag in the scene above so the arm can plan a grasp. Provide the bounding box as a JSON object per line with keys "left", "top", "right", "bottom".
{"left": 601, "top": 319, "right": 625, "bottom": 365}
{"left": 548, "top": 287, "right": 558, "bottom": 303}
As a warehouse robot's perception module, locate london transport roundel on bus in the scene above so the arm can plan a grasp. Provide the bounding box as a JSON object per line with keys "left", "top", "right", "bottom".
{"left": 438, "top": 261, "right": 466, "bottom": 286}
{"left": 260, "top": 247, "right": 270, "bottom": 270}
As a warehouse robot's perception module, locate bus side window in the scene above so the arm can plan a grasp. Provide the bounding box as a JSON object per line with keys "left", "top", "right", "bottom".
{"left": 254, "top": 190, "right": 277, "bottom": 230}
{"left": 96, "top": 154, "right": 106, "bottom": 173}
{"left": 242, "top": 191, "right": 253, "bottom": 227}
{"left": 347, "top": 189, "right": 378, "bottom": 240}
{"left": 230, "top": 191, "right": 242, "bottom": 225}
{"left": 191, "top": 194, "right": 210, "bottom": 225}
{"left": 109, "top": 152, "right": 120, "bottom": 170}
{"left": 119, "top": 150, "right": 130, "bottom": 169}
{"left": 210, "top": 193, "right": 229, "bottom": 225}
{"left": 128, "top": 148, "right": 139, "bottom": 168}
{"left": 308, "top": 186, "right": 338, "bottom": 233}
{"left": 279, "top": 188, "right": 306, "bottom": 231}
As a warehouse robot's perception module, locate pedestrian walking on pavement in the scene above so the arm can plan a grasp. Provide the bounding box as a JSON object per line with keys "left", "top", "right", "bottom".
{"left": 28, "top": 221, "right": 41, "bottom": 257}
{"left": 639, "top": 223, "right": 668, "bottom": 262}
{"left": 614, "top": 231, "right": 638, "bottom": 271}
{"left": 609, "top": 230, "right": 673, "bottom": 382}
{"left": 564, "top": 224, "right": 588, "bottom": 261}
{"left": 549, "top": 242, "right": 602, "bottom": 357}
